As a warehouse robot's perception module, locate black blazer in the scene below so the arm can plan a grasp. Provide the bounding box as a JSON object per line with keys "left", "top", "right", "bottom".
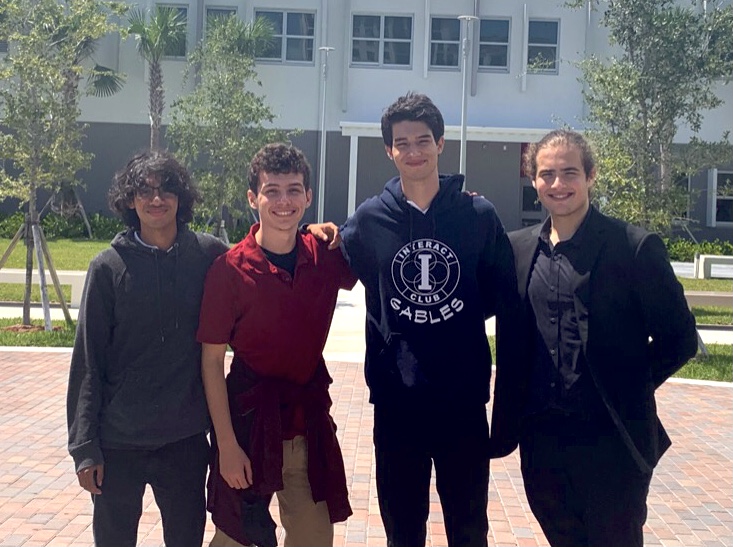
{"left": 508, "top": 207, "right": 698, "bottom": 473}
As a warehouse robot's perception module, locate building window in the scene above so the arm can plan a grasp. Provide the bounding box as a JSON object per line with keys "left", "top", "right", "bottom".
{"left": 205, "top": 7, "right": 236, "bottom": 36}
{"left": 255, "top": 10, "right": 315, "bottom": 63}
{"left": 430, "top": 17, "right": 460, "bottom": 68}
{"left": 522, "top": 185, "right": 542, "bottom": 213}
{"left": 157, "top": 5, "right": 188, "bottom": 58}
{"left": 206, "top": 7, "right": 236, "bottom": 24}
{"left": 521, "top": 183, "right": 544, "bottom": 226}
{"left": 672, "top": 174, "right": 692, "bottom": 220}
{"left": 527, "top": 19, "right": 558, "bottom": 73}
{"left": 0, "top": 9, "right": 8, "bottom": 53}
{"left": 715, "top": 171, "right": 733, "bottom": 223}
{"left": 479, "top": 18, "right": 509, "bottom": 70}
{"left": 352, "top": 14, "right": 412, "bottom": 67}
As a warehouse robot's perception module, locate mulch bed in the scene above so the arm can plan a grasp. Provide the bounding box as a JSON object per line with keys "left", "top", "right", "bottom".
{"left": 1, "top": 324, "right": 63, "bottom": 332}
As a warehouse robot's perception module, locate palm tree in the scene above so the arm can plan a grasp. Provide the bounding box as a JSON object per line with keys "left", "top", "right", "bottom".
{"left": 51, "top": 18, "right": 126, "bottom": 236}
{"left": 128, "top": 5, "right": 187, "bottom": 150}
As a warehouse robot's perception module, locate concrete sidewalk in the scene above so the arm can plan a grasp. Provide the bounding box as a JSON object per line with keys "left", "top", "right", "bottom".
{"left": 0, "top": 349, "right": 731, "bottom": 547}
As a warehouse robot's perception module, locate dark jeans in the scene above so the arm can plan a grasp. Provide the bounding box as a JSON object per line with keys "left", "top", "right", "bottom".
{"left": 92, "top": 432, "right": 209, "bottom": 547}
{"left": 373, "top": 402, "right": 490, "bottom": 547}
{"left": 520, "top": 415, "right": 652, "bottom": 547}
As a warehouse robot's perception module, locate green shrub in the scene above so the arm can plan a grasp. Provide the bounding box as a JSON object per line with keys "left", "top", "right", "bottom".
{"left": 190, "top": 216, "right": 252, "bottom": 244}
{"left": 41, "top": 213, "right": 87, "bottom": 239}
{"left": 0, "top": 212, "right": 25, "bottom": 238}
{"left": 88, "top": 213, "right": 125, "bottom": 240}
{"left": 664, "top": 238, "right": 733, "bottom": 262}
{"left": 0, "top": 211, "right": 124, "bottom": 241}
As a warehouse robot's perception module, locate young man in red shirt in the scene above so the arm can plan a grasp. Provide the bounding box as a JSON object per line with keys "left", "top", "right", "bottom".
{"left": 197, "top": 143, "right": 356, "bottom": 547}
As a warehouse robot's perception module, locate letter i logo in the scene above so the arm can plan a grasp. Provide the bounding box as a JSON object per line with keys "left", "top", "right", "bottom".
{"left": 417, "top": 254, "right": 432, "bottom": 291}
{"left": 391, "top": 239, "right": 460, "bottom": 306}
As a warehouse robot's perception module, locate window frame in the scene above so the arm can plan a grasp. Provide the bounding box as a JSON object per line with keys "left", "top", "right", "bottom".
{"left": 350, "top": 13, "right": 413, "bottom": 69}
{"left": 156, "top": 4, "right": 189, "bottom": 59}
{"left": 428, "top": 16, "right": 460, "bottom": 70}
{"left": 673, "top": 174, "right": 692, "bottom": 221}
{"left": 527, "top": 18, "right": 559, "bottom": 75}
{"left": 254, "top": 9, "right": 316, "bottom": 64}
{"left": 711, "top": 169, "right": 733, "bottom": 227}
{"left": 520, "top": 180, "right": 545, "bottom": 226}
{"left": 205, "top": 6, "right": 237, "bottom": 32}
{"left": 478, "top": 17, "right": 510, "bottom": 72}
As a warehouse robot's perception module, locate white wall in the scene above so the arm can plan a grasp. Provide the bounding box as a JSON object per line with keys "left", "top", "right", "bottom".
{"left": 77, "top": 0, "right": 730, "bottom": 142}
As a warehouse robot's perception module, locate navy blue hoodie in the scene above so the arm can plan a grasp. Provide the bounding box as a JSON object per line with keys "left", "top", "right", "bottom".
{"left": 341, "top": 174, "right": 519, "bottom": 414}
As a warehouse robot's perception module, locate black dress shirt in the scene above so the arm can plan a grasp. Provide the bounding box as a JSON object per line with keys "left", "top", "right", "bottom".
{"left": 526, "top": 211, "right": 607, "bottom": 423}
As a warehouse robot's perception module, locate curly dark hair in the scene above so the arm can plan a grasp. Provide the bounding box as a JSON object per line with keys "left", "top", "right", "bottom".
{"left": 381, "top": 92, "right": 445, "bottom": 147}
{"left": 248, "top": 143, "right": 312, "bottom": 194}
{"left": 108, "top": 150, "right": 201, "bottom": 230}
{"left": 522, "top": 129, "right": 596, "bottom": 180}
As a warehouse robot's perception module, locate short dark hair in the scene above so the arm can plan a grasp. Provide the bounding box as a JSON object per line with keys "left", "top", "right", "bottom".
{"left": 522, "top": 129, "right": 596, "bottom": 180}
{"left": 108, "top": 150, "right": 201, "bottom": 230}
{"left": 380, "top": 92, "right": 445, "bottom": 147}
{"left": 248, "top": 143, "right": 312, "bottom": 194}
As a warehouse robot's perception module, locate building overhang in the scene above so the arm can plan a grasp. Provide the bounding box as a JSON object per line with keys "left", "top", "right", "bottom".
{"left": 340, "top": 122, "right": 551, "bottom": 143}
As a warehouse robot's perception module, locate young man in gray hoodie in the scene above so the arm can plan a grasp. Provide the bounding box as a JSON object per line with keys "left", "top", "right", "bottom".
{"left": 67, "top": 151, "right": 228, "bottom": 547}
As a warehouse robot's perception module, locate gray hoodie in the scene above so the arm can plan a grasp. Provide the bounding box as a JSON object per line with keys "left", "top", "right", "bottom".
{"left": 67, "top": 226, "right": 228, "bottom": 472}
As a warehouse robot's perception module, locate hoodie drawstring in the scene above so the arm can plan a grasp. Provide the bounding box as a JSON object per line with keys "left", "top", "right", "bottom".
{"left": 154, "top": 250, "right": 164, "bottom": 343}
{"left": 173, "top": 243, "right": 179, "bottom": 331}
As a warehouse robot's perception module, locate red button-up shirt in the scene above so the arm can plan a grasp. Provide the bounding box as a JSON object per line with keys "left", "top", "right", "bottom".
{"left": 198, "top": 224, "right": 356, "bottom": 384}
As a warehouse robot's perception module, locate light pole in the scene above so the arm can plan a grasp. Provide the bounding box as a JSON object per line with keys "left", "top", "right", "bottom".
{"left": 457, "top": 15, "right": 477, "bottom": 178}
{"left": 317, "top": 46, "right": 335, "bottom": 223}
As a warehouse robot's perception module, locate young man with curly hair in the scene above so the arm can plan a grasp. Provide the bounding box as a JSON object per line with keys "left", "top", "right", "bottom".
{"left": 197, "top": 143, "right": 356, "bottom": 547}
{"left": 67, "top": 150, "right": 229, "bottom": 547}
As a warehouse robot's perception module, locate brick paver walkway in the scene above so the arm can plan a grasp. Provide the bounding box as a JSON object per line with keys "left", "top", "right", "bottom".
{"left": 0, "top": 349, "right": 731, "bottom": 547}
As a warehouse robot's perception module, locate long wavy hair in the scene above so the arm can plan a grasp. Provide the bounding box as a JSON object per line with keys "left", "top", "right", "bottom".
{"left": 108, "top": 150, "right": 201, "bottom": 230}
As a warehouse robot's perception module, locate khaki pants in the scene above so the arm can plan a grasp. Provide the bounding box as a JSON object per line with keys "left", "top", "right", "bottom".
{"left": 209, "top": 436, "right": 333, "bottom": 547}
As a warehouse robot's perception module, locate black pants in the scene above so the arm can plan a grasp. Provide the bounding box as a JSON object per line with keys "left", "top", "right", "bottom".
{"left": 373, "top": 402, "right": 490, "bottom": 547}
{"left": 520, "top": 416, "right": 652, "bottom": 547}
{"left": 92, "top": 432, "right": 209, "bottom": 547}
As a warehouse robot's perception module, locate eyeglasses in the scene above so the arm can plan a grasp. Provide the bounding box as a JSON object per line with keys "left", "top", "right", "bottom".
{"left": 134, "top": 182, "right": 177, "bottom": 200}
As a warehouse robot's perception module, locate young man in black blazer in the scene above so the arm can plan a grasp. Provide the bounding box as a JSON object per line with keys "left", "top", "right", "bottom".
{"left": 508, "top": 129, "right": 698, "bottom": 547}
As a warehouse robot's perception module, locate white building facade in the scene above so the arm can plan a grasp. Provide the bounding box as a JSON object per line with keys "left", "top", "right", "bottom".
{"left": 20, "top": 0, "right": 733, "bottom": 236}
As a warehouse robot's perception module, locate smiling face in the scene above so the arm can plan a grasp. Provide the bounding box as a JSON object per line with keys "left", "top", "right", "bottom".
{"left": 386, "top": 120, "right": 445, "bottom": 186}
{"left": 532, "top": 143, "right": 595, "bottom": 229}
{"left": 248, "top": 171, "right": 312, "bottom": 235}
{"left": 129, "top": 175, "right": 179, "bottom": 242}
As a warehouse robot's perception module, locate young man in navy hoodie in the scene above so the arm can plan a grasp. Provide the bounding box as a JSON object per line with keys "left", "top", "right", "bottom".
{"left": 310, "top": 92, "right": 521, "bottom": 547}
{"left": 67, "top": 151, "right": 229, "bottom": 546}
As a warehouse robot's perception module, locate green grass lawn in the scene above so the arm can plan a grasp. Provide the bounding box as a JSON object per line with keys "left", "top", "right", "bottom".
{"left": 0, "top": 284, "right": 72, "bottom": 303}
{"left": 693, "top": 306, "right": 732, "bottom": 326}
{"left": 677, "top": 277, "right": 733, "bottom": 292}
{"left": 674, "top": 343, "right": 732, "bottom": 382}
{"left": 0, "top": 318, "right": 76, "bottom": 347}
{"left": 0, "top": 238, "right": 108, "bottom": 303}
{"left": 0, "top": 238, "right": 109, "bottom": 269}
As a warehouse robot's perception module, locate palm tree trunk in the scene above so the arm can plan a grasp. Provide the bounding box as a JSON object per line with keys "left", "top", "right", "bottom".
{"left": 149, "top": 60, "right": 164, "bottom": 149}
